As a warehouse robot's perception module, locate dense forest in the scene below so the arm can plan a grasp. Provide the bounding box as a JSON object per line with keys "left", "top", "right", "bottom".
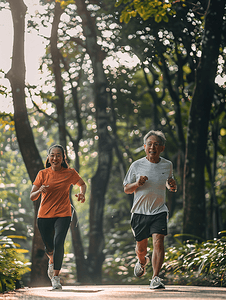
{"left": 0, "top": 0, "right": 226, "bottom": 292}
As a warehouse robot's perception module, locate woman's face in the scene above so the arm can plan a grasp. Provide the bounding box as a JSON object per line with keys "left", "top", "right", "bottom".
{"left": 48, "top": 147, "right": 63, "bottom": 171}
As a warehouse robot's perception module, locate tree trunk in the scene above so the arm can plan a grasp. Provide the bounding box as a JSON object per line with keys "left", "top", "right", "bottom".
{"left": 183, "top": 0, "right": 225, "bottom": 240}
{"left": 6, "top": 0, "right": 49, "bottom": 286}
{"left": 50, "top": 2, "right": 66, "bottom": 148}
{"left": 60, "top": 51, "right": 85, "bottom": 171}
{"left": 49, "top": 1, "right": 89, "bottom": 283}
{"left": 206, "top": 114, "right": 223, "bottom": 238}
{"left": 75, "top": 0, "right": 113, "bottom": 283}
{"left": 70, "top": 204, "right": 91, "bottom": 283}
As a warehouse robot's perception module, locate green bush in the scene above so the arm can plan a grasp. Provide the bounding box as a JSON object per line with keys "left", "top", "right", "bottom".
{"left": 162, "top": 234, "right": 226, "bottom": 286}
{"left": 0, "top": 222, "right": 31, "bottom": 293}
{"left": 101, "top": 231, "right": 226, "bottom": 286}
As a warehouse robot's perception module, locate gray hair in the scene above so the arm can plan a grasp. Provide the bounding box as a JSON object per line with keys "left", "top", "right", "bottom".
{"left": 143, "top": 130, "right": 166, "bottom": 146}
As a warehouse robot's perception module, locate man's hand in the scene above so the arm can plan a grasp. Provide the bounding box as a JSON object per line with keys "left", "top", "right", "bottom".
{"left": 124, "top": 175, "right": 148, "bottom": 194}
{"left": 137, "top": 176, "right": 148, "bottom": 187}
{"left": 168, "top": 177, "right": 177, "bottom": 192}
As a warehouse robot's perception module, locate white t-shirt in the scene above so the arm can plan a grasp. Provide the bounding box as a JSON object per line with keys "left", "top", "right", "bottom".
{"left": 123, "top": 156, "right": 173, "bottom": 215}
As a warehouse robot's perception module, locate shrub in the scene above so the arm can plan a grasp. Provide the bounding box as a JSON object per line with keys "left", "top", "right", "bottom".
{"left": 162, "top": 234, "right": 226, "bottom": 286}
{"left": 0, "top": 221, "right": 31, "bottom": 293}
{"left": 101, "top": 231, "right": 226, "bottom": 286}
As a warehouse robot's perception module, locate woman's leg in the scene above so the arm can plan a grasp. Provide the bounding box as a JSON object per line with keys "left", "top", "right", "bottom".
{"left": 53, "top": 217, "right": 71, "bottom": 276}
{"left": 37, "top": 218, "right": 55, "bottom": 260}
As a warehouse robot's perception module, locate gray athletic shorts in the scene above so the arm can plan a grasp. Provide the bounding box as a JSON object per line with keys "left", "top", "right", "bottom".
{"left": 131, "top": 212, "right": 167, "bottom": 241}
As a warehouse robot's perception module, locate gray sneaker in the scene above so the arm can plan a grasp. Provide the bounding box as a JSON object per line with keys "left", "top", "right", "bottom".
{"left": 149, "top": 276, "right": 165, "bottom": 289}
{"left": 134, "top": 256, "right": 150, "bottom": 277}
{"left": 51, "top": 276, "right": 62, "bottom": 290}
{"left": 48, "top": 262, "right": 54, "bottom": 280}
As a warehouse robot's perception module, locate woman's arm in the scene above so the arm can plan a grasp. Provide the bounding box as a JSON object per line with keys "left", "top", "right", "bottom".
{"left": 75, "top": 178, "right": 86, "bottom": 203}
{"left": 30, "top": 184, "right": 49, "bottom": 201}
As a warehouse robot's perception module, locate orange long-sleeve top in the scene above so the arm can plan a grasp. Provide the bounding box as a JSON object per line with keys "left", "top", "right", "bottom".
{"left": 32, "top": 167, "right": 81, "bottom": 218}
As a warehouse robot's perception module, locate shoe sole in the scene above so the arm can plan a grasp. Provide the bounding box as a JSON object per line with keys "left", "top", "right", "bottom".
{"left": 134, "top": 257, "right": 150, "bottom": 277}
{"left": 52, "top": 286, "right": 62, "bottom": 290}
{"left": 134, "top": 270, "right": 145, "bottom": 277}
{"left": 150, "top": 284, "right": 165, "bottom": 289}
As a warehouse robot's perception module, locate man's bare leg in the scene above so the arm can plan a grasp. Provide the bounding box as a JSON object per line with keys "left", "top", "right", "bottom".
{"left": 135, "top": 238, "right": 148, "bottom": 265}
{"left": 152, "top": 233, "right": 164, "bottom": 278}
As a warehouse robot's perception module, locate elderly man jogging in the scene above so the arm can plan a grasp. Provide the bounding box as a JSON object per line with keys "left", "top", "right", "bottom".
{"left": 123, "top": 130, "right": 177, "bottom": 289}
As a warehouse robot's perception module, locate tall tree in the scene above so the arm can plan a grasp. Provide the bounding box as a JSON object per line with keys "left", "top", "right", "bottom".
{"left": 5, "top": 0, "right": 49, "bottom": 286}
{"left": 50, "top": 1, "right": 67, "bottom": 148}
{"left": 75, "top": 0, "right": 113, "bottom": 283}
{"left": 183, "top": 0, "right": 225, "bottom": 239}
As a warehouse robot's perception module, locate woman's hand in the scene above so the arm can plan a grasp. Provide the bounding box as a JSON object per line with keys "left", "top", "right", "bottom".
{"left": 75, "top": 193, "right": 85, "bottom": 203}
{"left": 39, "top": 185, "right": 49, "bottom": 193}
{"left": 75, "top": 179, "right": 86, "bottom": 203}
{"left": 30, "top": 184, "right": 49, "bottom": 201}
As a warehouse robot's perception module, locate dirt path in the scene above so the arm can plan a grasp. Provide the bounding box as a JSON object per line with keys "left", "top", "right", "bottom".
{"left": 1, "top": 285, "right": 226, "bottom": 300}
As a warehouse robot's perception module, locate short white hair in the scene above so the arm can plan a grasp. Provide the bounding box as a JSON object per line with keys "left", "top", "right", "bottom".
{"left": 143, "top": 130, "right": 166, "bottom": 146}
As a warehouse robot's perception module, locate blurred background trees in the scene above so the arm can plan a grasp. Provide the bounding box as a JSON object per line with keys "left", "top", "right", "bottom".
{"left": 0, "top": 0, "right": 226, "bottom": 290}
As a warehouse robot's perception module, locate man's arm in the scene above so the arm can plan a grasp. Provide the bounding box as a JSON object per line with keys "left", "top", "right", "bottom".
{"left": 124, "top": 175, "right": 148, "bottom": 194}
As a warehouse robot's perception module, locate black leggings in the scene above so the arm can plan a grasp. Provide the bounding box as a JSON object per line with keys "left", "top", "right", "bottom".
{"left": 37, "top": 217, "right": 71, "bottom": 270}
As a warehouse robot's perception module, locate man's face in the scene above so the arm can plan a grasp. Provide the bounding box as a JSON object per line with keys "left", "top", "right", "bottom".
{"left": 144, "top": 135, "right": 165, "bottom": 163}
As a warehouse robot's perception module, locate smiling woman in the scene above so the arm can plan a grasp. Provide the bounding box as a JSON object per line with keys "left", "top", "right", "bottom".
{"left": 29, "top": 144, "right": 87, "bottom": 290}
{"left": 46, "top": 145, "right": 68, "bottom": 171}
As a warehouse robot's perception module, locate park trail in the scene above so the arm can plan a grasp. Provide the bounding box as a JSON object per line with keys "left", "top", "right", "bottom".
{"left": 1, "top": 285, "right": 226, "bottom": 300}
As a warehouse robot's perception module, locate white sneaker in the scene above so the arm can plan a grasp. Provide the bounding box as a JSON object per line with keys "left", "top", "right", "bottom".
{"left": 149, "top": 276, "right": 165, "bottom": 289}
{"left": 134, "top": 256, "right": 150, "bottom": 277}
{"left": 48, "top": 262, "right": 54, "bottom": 280}
{"left": 51, "top": 276, "right": 62, "bottom": 290}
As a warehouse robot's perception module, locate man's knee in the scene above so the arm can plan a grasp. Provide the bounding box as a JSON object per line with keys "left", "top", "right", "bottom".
{"left": 153, "top": 234, "right": 164, "bottom": 250}
{"left": 136, "top": 247, "right": 147, "bottom": 257}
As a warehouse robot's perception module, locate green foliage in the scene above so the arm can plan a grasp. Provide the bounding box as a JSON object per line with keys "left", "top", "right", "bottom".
{"left": 0, "top": 123, "right": 35, "bottom": 290}
{"left": 101, "top": 232, "right": 226, "bottom": 286}
{"left": 0, "top": 86, "right": 7, "bottom": 97}
{"left": 162, "top": 236, "right": 226, "bottom": 286}
{"left": 0, "top": 222, "right": 30, "bottom": 293}
{"left": 0, "top": 114, "right": 14, "bottom": 132}
{"left": 56, "top": 0, "right": 74, "bottom": 9}
{"left": 0, "top": 125, "right": 34, "bottom": 248}
{"left": 116, "top": 0, "right": 177, "bottom": 24}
